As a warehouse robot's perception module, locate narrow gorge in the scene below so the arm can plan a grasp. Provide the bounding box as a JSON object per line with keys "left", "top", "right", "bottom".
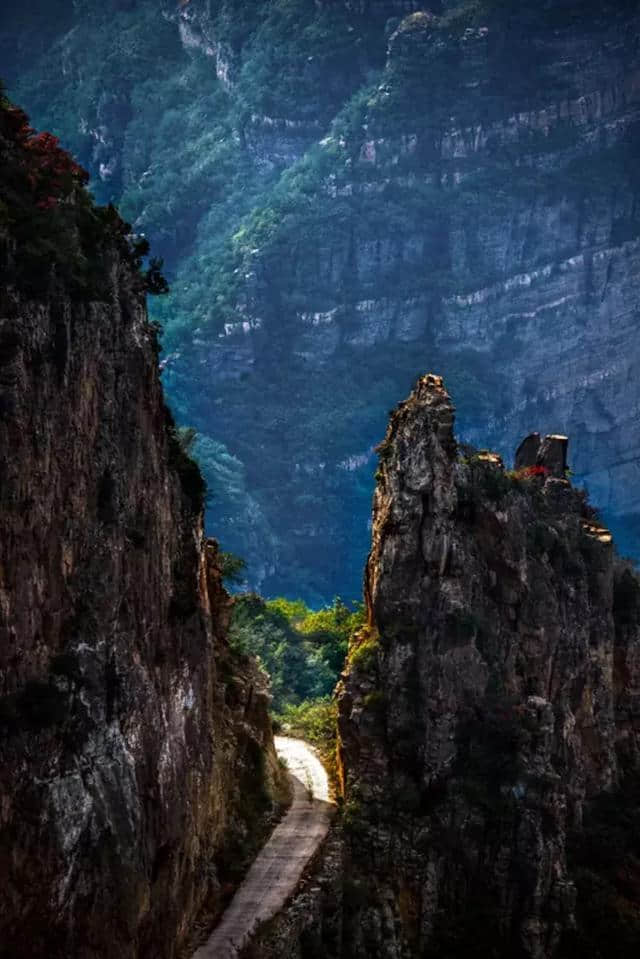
{"left": 1, "top": 3, "right": 640, "bottom": 958}
{"left": 248, "top": 376, "right": 640, "bottom": 959}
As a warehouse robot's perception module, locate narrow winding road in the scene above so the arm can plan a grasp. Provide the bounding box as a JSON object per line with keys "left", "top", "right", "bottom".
{"left": 192, "top": 736, "right": 333, "bottom": 959}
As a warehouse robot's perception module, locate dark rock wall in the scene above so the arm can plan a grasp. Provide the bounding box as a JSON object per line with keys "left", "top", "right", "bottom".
{"left": 0, "top": 147, "right": 279, "bottom": 959}
{"left": 337, "top": 375, "right": 640, "bottom": 958}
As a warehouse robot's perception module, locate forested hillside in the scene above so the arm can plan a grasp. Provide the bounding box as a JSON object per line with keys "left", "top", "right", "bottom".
{"left": 4, "top": 0, "right": 640, "bottom": 602}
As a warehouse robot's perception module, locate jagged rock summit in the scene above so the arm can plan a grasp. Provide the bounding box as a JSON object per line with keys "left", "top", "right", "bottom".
{"left": 338, "top": 373, "right": 640, "bottom": 959}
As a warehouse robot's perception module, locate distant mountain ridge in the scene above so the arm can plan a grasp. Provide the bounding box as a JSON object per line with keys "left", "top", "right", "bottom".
{"left": 4, "top": 0, "right": 640, "bottom": 602}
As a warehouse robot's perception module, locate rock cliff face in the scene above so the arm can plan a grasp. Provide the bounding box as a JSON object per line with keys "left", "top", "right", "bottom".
{"left": 0, "top": 100, "right": 280, "bottom": 959}
{"left": 162, "top": 0, "right": 640, "bottom": 600}
{"left": 337, "top": 375, "right": 640, "bottom": 958}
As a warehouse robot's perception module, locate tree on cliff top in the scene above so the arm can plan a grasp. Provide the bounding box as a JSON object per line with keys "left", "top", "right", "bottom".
{"left": 0, "top": 81, "right": 168, "bottom": 299}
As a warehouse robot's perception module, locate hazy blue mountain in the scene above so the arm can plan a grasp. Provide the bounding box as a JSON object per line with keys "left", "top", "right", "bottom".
{"left": 4, "top": 0, "right": 640, "bottom": 603}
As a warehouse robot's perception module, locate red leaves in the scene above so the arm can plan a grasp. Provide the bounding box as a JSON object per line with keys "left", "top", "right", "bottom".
{"left": 514, "top": 465, "right": 551, "bottom": 480}
{"left": 36, "top": 197, "right": 59, "bottom": 211}
{"left": 525, "top": 465, "right": 550, "bottom": 477}
{"left": 23, "top": 131, "right": 89, "bottom": 205}
{"left": 2, "top": 103, "right": 89, "bottom": 212}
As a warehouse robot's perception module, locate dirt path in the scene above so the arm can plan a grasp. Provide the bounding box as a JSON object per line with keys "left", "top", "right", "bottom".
{"left": 192, "top": 736, "right": 333, "bottom": 959}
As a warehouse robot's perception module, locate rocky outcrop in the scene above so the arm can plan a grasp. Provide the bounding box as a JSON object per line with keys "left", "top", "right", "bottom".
{"left": 0, "top": 101, "right": 282, "bottom": 959}
{"left": 171, "top": 0, "right": 237, "bottom": 91}
{"left": 337, "top": 374, "right": 640, "bottom": 958}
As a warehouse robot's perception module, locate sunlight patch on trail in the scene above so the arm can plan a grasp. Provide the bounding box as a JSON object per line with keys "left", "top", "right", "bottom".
{"left": 274, "top": 735, "right": 330, "bottom": 802}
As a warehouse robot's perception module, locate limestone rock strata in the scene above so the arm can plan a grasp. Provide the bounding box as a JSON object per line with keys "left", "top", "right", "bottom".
{"left": 164, "top": 0, "right": 640, "bottom": 600}
{"left": 338, "top": 374, "right": 640, "bottom": 958}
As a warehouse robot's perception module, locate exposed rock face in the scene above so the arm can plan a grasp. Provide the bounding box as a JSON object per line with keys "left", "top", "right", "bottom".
{"left": 164, "top": 0, "right": 640, "bottom": 600}
{"left": 338, "top": 375, "right": 640, "bottom": 958}
{"left": 0, "top": 106, "right": 280, "bottom": 959}
{"left": 171, "top": 0, "right": 237, "bottom": 91}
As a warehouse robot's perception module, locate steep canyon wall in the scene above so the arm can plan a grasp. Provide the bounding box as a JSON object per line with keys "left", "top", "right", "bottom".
{"left": 0, "top": 99, "right": 280, "bottom": 959}
{"left": 337, "top": 375, "right": 640, "bottom": 958}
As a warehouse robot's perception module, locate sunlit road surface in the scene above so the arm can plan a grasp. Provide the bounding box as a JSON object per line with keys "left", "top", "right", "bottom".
{"left": 192, "top": 736, "right": 333, "bottom": 959}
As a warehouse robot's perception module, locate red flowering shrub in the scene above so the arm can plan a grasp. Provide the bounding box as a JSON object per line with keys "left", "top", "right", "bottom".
{"left": 514, "top": 465, "right": 550, "bottom": 480}
{"left": 1, "top": 98, "right": 88, "bottom": 212}
{"left": 1, "top": 86, "right": 166, "bottom": 299}
{"left": 22, "top": 130, "right": 88, "bottom": 208}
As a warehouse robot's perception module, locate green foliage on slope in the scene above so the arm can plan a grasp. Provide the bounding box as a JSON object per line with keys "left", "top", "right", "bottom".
{"left": 228, "top": 591, "right": 363, "bottom": 782}
{"left": 229, "top": 593, "right": 364, "bottom": 713}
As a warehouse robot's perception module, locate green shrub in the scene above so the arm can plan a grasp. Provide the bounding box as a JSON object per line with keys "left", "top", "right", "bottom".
{"left": 165, "top": 412, "right": 207, "bottom": 514}
{"left": 349, "top": 636, "right": 379, "bottom": 673}
{"left": 276, "top": 697, "right": 338, "bottom": 786}
{"left": 219, "top": 551, "right": 247, "bottom": 585}
{"left": 342, "top": 798, "right": 366, "bottom": 836}
{"left": 478, "top": 466, "right": 514, "bottom": 502}
{"left": 143, "top": 256, "right": 169, "bottom": 295}
{"left": 278, "top": 698, "right": 336, "bottom": 748}
{"left": 230, "top": 594, "right": 362, "bottom": 712}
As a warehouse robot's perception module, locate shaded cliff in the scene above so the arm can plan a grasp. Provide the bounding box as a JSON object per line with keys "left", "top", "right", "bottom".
{"left": 0, "top": 96, "right": 282, "bottom": 959}
{"left": 337, "top": 375, "right": 640, "bottom": 958}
